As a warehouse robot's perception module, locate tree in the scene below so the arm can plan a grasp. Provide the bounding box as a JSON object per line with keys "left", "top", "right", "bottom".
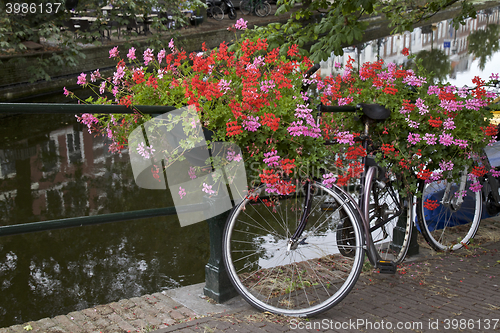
{"left": 467, "top": 23, "right": 500, "bottom": 71}
{"left": 0, "top": 0, "right": 204, "bottom": 82}
{"left": 414, "top": 49, "right": 451, "bottom": 83}
{"left": 248, "top": 0, "right": 478, "bottom": 62}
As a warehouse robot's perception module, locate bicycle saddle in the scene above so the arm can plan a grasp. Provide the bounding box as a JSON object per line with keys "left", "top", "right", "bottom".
{"left": 357, "top": 103, "right": 391, "bottom": 120}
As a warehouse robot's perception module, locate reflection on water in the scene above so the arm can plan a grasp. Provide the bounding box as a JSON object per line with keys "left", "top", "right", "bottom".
{"left": 1, "top": 5, "right": 500, "bottom": 329}
{"left": 0, "top": 115, "right": 209, "bottom": 327}
{"left": 321, "top": 7, "right": 500, "bottom": 86}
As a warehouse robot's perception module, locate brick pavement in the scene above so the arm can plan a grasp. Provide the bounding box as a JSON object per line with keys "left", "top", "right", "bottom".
{"left": 0, "top": 292, "right": 200, "bottom": 333}
{"left": 152, "top": 239, "right": 500, "bottom": 333}
{"left": 3, "top": 234, "right": 497, "bottom": 332}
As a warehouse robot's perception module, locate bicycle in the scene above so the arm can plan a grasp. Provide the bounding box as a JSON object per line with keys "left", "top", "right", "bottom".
{"left": 240, "top": 0, "right": 271, "bottom": 17}
{"left": 414, "top": 90, "right": 500, "bottom": 252}
{"left": 207, "top": 0, "right": 224, "bottom": 20}
{"left": 222, "top": 64, "right": 414, "bottom": 317}
{"left": 220, "top": 0, "right": 237, "bottom": 19}
{"left": 415, "top": 140, "right": 500, "bottom": 252}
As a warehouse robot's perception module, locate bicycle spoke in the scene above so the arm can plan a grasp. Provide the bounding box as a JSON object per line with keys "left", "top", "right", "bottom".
{"left": 223, "top": 182, "right": 364, "bottom": 317}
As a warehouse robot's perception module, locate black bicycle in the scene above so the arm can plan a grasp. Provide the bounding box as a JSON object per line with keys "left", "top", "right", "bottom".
{"left": 222, "top": 64, "right": 413, "bottom": 317}
{"left": 207, "top": 0, "right": 237, "bottom": 20}
{"left": 221, "top": 0, "right": 237, "bottom": 19}
{"left": 414, "top": 141, "right": 500, "bottom": 251}
{"left": 415, "top": 94, "right": 500, "bottom": 252}
{"left": 207, "top": 0, "right": 224, "bottom": 20}
{"left": 240, "top": 0, "right": 271, "bottom": 17}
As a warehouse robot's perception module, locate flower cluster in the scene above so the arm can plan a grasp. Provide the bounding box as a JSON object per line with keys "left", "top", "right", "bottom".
{"left": 67, "top": 25, "right": 499, "bottom": 199}
{"left": 67, "top": 22, "right": 325, "bottom": 196}
{"left": 318, "top": 53, "right": 498, "bottom": 194}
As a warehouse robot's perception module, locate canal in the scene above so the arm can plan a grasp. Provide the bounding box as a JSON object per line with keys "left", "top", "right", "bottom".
{"left": 1, "top": 6, "right": 500, "bottom": 328}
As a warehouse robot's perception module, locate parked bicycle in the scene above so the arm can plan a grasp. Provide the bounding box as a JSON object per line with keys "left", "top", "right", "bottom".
{"left": 240, "top": 0, "right": 272, "bottom": 17}
{"left": 222, "top": 64, "right": 413, "bottom": 317}
{"left": 415, "top": 139, "right": 500, "bottom": 251}
{"left": 207, "top": 0, "right": 224, "bottom": 20}
{"left": 207, "top": 0, "right": 237, "bottom": 20}
{"left": 221, "top": 0, "right": 237, "bottom": 19}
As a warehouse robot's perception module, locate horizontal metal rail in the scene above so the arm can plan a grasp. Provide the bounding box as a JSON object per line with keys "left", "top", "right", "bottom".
{"left": 0, "top": 103, "right": 177, "bottom": 114}
{"left": 0, "top": 203, "right": 210, "bottom": 237}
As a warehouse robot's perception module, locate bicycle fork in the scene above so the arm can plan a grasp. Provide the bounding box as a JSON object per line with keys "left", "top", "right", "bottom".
{"left": 442, "top": 168, "right": 468, "bottom": 211}
{"left": 286, "top": 180, "right": 313, "bottom": 253}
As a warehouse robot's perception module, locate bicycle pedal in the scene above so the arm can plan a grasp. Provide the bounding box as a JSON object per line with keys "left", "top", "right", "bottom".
{"left": 320, "top": 202, "right": 339, "bottom": 211}
{"left": 377, "top": 260, "right": 397, "bottom": 274}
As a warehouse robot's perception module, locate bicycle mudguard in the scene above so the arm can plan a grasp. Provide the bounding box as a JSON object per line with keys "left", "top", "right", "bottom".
{"left": 366, "top": 156, "right": 387, "bottom": 181}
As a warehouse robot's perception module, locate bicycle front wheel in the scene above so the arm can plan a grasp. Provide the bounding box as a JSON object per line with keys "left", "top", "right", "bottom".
{"left": 211, "top": 6, "right": 224, "bottom": 20}
{"left": 416, "top": 175, "right": 481, "bottom": 251}
{"left": 240, "top": 0, "right": 252, "bottom": 15}
{"left": 223, "top": 181, "right": 365, "bottom": 317}
{"left": 364, "top": 166, "right": 413, "bottom": 264}
{"left": 228, "top": 7, "right": 237, "bottom": 19}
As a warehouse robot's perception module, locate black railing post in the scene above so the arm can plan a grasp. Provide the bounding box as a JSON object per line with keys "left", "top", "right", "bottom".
{"left": 203, "top": 210, "right": 239, "bottom": 303}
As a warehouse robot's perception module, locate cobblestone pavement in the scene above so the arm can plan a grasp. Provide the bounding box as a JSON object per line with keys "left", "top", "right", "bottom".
{"left": 1, "top": 217, "right": 499, "bottom": 333}
{"left": 154, "top": 235, "right": 500, "bottom": 333}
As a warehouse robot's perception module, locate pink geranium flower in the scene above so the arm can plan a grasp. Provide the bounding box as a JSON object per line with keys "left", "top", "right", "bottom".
{"left": 109, "top": 46, "right": 119, "bottom": 58}
{"left": 127, "top": 47, "right": 136, "bottom": 60}
{"left": 234, "top": 18, "right": 248, "bottom": 30}
{"left": 77, "top": 73, "right": 87, "bottom": 85}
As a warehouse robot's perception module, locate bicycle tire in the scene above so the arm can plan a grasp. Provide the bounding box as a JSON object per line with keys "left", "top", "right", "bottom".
{"left": 255, "top": 1, "right": 271, "bottom": 17}
{"left": 416, "top": 174, "right": 481, "bottom": 251}
{"left": 223, "top": 181, "right": 365, "bottom": 317}
{"left": 364, "top": 166, "right": 412, "bottom": 264}
{"left": 207, "top": 6, "right": 213, "bottom": 17}
{"left": 229, "top": 7, "right": 237, "bottom": 19}
{"left": 240, "top": 0, "right": 252, "bottom": 15}
{"left": 211, "top": 6, "right": 224, "bottom": 20}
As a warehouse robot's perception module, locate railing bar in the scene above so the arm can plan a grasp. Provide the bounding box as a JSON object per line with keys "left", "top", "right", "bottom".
{"left": 0, "top": 203, "right": 210, "bottom": 237}
{"left": 0, "top": 103, "right": 177, "bottom": 114}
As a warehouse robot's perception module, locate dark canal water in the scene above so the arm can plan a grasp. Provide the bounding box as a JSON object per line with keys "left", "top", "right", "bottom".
{"left": 1, "top": 6, "right": 500, "bottom": 328}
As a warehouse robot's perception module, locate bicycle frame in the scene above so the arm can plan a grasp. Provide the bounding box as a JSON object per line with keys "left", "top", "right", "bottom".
{"left": 289, "top": 103, "right": 403, "bottom": 269}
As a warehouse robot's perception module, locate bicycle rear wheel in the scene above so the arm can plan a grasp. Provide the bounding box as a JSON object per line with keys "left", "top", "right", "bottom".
{"left": 364, "top": 166, "right": 412, "bottom": 264}
{"left": 255, "top": 1, "right": 271, "bottom": 16}
{"left": 223, "top": 181, "right": 365, "bottom": 317}
{"left": 416, "top": 174, "right": 481, "bottom": 251}
{"left": 240, "top": 0, "right": 252, "bottom": 15}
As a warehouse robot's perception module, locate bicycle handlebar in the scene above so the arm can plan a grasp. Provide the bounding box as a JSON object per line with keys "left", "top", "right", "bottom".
{"left": 320, "top": 105, "right": 358, "bottom": 113}
{"left": 301, "top": 63, "right": 321, "bottom": 93}
{"left": 320, "top": 103, "right": 391, "bottom": 120}
{"left": 300, "top": 64, "right": 391, "bottom": 119}
{"left": 304, "top": 63, "right": 320, "bottom": 78}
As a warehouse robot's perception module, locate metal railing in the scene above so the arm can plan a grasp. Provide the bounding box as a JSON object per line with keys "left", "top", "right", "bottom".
{"left": 0, "top": 103, "right": 237, "bottom": 303}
